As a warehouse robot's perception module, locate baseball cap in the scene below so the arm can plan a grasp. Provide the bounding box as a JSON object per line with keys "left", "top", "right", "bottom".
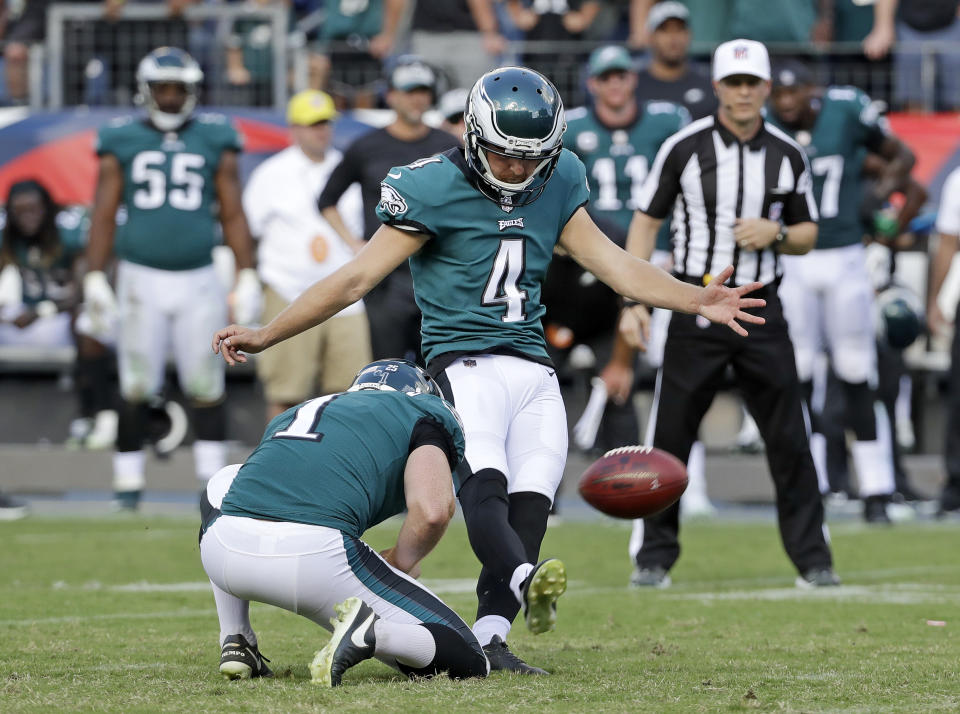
{"left": 772, "top": 60, "right": 814, "bottom": 88}
{"left": 646, "top": 1, "right": 690, "bottom": 33}
{"left": 286, "top": 89, "right": 337, "bottom": 126}
{"left": 389, "top": 59, "right": 437, "bottom": 92}
{"left": 588, "top": 45, "right": 634, "bottom": 77}
{"left": 712, "top": 39, "right": 771, "bottom": 82}
{"left": 438, "top": 87, "right": 469, "bottom": 122}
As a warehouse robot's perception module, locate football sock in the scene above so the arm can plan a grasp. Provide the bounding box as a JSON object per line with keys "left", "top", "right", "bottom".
{"left": 112, "top": 450, "right": 146, "bottom": 492}
{"left": 472, "top": 615, "right": 511, "bottom": 647}
{"left": 843, "top": 380, "right": 878, "bottom": 441}
{"left": 853, "top": 403, "right": 895, "bottom": 498}
{"left": 509, "top": 563, "right": 534, "bottom": 605}
{"left": 194, "top": 440, "right": 227, "bottom": 482}
{"left": 397, "top": 623, "right": 489, "bottom": 680}
{"left": 192, "top": 401, "right": 226, "bottom": 441}
{"left": 116, "top": 399, "right": 148, "bottom": 452}
{"left": 374, "top": 620, "right": 435, "bottom": 669}
{"left": 458, "top": 469, "right": 528, "bottom": 578}
{"left": 211, "top": 580, "right": 255, "bottom": 647}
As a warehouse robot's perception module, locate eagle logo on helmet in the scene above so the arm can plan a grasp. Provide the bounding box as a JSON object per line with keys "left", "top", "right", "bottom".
{"left": 464, "top": 67, "right": 566, "bottom": 208}
{"left": 135, "top": 47, "right": 203, "bottom": 132}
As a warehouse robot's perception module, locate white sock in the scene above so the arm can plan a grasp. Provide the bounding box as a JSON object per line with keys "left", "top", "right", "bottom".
{"left": 211, "top": 580, "right": 255, "bottom": 647}
{"left": 113, "top": 450, "right": 146, "bottom": 492}
{"left": 373, "top": 620, "right": 436, "bottom": 668}
{"left": 509, "top": 562, "right": 534, "bottom": 605}
{"left": 472, "top": 615, "right": 511, "bottom": 647}
{"left": 853, "top": 403, "right": 896, "bottom": 498}
{"left": 194, "top": 440, "right": 228, "bottom": 482}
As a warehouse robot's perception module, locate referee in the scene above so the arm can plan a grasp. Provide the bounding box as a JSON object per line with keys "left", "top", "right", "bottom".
{"left": 624, "top": 39, "right": 838, "bottom": 589}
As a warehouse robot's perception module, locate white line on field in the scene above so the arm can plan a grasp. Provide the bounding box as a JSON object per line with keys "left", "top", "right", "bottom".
{"left": 0, "top": 608, "right": 215, "bottom": 627}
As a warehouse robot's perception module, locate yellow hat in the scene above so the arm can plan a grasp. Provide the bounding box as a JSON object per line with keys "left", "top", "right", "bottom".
{"left": 287, "top": 90, "right": 338, "bottom": 126}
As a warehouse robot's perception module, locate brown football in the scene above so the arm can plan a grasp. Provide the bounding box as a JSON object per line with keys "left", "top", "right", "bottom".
{"left": 578, "top": 446, "right": 688, "bottom": 519}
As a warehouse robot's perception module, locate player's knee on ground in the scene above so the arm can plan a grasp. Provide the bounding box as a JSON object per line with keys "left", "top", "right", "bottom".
{"left": 396, "top": 622, "right": 488, "bottom": 680}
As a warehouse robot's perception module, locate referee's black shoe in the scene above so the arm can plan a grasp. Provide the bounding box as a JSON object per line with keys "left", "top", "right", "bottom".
{"left": 483, "top": 635, "right": 548, "bottom": 675}
{"left": 863, "top": 495, "right": 892, "bottom": 525}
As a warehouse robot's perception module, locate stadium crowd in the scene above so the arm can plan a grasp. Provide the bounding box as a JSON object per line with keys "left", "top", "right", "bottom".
{"left": 0, "top": 1, "right": 958, "bottom": 534}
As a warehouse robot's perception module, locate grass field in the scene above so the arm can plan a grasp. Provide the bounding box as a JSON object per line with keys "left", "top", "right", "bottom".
{"left": 3, "top": 514, "right": 959, "bottom": 713}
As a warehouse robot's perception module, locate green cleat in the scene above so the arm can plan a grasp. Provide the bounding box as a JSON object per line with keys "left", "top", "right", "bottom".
{"left": 310, "top": 597, "right": 377, "bottom": 686}
{"left": 522, "top": 558, "right": 567, "bottom": 635}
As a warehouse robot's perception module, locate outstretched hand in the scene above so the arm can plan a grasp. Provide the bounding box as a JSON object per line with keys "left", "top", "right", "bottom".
{"left": 696, "top": 265, "right": 766, "bottom": 336}
{"left": 211, "top": 324, "right": 267, "bottom": 366}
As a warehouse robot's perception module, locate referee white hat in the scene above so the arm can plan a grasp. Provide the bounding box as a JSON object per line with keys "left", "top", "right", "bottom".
{"left": 712, "top": 39, "right": 770, "bottom": 82}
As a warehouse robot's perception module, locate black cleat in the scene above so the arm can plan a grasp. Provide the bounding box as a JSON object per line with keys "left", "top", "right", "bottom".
{"left": 864, "top": 495, "right": 892, "bottom": 525}
{"left": 482, "top": 635, "right": 548, "bottom": 675}
{"left": 219, "top": 634, "right": 273, "bottom": 680}
{"left": 310, "top": 597, "right": 378, "bottom": 686}
{"left": 795, "top": 567, "right": 841, "bottom": 589}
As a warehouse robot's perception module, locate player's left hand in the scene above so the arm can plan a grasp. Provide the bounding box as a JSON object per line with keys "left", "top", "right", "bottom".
{"left": 212, "top": 324, "right": 267, "bottom": 366}
{"left": 733, "top": 218, "right": 779, "bottom": 251}
{"left": 696, "top": 265, "right": 766, "bottom": 336}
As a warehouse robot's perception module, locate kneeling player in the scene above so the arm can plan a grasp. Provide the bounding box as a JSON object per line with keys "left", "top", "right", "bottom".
{"left": 199, "top": 359, "right": 488, "bottom": 685}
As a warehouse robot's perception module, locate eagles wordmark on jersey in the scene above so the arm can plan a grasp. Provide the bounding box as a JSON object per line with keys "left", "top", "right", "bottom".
{"left": 95, "top": 113, "right": 242, "bottom": 271}
{"left": 375, "top": 147, "right": 590, "bottom": 367}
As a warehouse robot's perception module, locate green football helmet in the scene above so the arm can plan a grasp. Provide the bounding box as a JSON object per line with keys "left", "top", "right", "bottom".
{"left": 464, "top": 66, "right": 566, "bottom": 207}
{"left": 135, "top": 47, "right": 203, "bottom": 132}
{"left": 348, "top": 359, "right": 442, "bottom": 398}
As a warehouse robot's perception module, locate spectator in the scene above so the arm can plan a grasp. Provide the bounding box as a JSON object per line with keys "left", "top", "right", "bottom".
{"left": 437, "top": 87, "right": 469, "bottom": 145}
{"left": 504, "top": 0, "right": 601, "bottom": 101}
{"left": 316, "top": 57, "right": 457, "bottom": 361}
{"left": 890, "top": 0, "right": 960, "bottom": 111}
{"left": 634, "top": 1, "right": 716, "bottom": 119}
{"left": 225, "top": 0, "right": 289, "bottom": 107}
{"left": 2, "top": 0, "right": 51, "bottom": 105}
{"left": 727, "top": 0, "right": 824, "bottom": 45}
{"left": 84, "top": 48, "right": 260, "bottom": 511}
{"left": 409, "top": 0, "right": 505, "bottom": 90}
{"left": 629, "top": 0, "right": 731, "bottom": 50}
{"left": 309, "top": 0, "right": 407, "bottom": 109}
{"left": 242, "top": 90, "right": 372, "bottom": 422}
{"left": 0, "top": 179, "right": 117, "bottom": 450}
{"left": 927, "top": 164, "right": 960, "bottom": 516}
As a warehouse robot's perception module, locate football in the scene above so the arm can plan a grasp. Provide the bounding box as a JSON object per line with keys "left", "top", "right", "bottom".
{"left": 578, "top": 446, "right": 688, "bottom": 519}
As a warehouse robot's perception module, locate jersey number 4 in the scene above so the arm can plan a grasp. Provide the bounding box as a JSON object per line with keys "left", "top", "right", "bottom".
{"left": 132, "top": 151, "right": 206, "bottom": 211}
{"left": 482, "top": 238, "right": 528, "bottom": 323}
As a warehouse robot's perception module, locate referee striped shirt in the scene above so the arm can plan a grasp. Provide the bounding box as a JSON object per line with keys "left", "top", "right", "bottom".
{"left": 637, "top": 114, "right": 818, "bottom": 287}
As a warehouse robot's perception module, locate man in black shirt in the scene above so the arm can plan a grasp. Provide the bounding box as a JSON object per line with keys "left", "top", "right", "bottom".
{"left": 625, "top": 39, "right": 839, "bottom": 589}
{"left": 317, "top": 58, "right": 457, "bottom": 360}
{"left": 634, "top": 1, "right": 716, "bottom": 120}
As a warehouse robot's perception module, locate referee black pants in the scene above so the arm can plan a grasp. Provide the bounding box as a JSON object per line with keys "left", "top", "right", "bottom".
{"left": 636, "top": 289, "right": 833, "bottom": 575}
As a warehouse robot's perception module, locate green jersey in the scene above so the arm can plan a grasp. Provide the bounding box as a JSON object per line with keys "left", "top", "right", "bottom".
{"left": 95, "top": 113, "right": 242, "bottom": 271}
{"left": 769, "top": 87, "right": 888, "bottom": 250}
{"left": 376, "top": 148, "right": 590, "bottom": 367}
{"left": 220, "top": 390, "right": 465, "bottom": 537}
{"left": 0, "top": 204, "right": 88, "bottom": 306}
{"left": 320, "top": 0, "right": 385, "bottom": 39}
{"left": 565, "top": 100, "right": 689, "bottom": 249}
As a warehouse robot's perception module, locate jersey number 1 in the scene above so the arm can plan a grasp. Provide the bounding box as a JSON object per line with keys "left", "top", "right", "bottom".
{"left": 273, "top": 394, "right": 338, "bottom": 441}
{"left": 482, "top": 238, "right": 527, "bottom": 323}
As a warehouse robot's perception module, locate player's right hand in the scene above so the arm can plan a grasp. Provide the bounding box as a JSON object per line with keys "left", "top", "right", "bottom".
{"left": 212, "top": 324, "right": 266, "bottom": 366}
{"left": 618, "top": 304, "right": 651, "bottom": 352}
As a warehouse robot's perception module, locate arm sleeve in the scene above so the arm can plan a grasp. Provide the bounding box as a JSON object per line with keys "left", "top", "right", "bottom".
{"left": 937, "top": 169, "right": 960, "bottom": 235}
{"left": 318, "top": 146, "right": 360, "bottom": 210}
{"left": 636, "top": 139, "right": 684, "bottom": 220}
{"left": 409, "top": 417, "right": 461, "bottom": 471}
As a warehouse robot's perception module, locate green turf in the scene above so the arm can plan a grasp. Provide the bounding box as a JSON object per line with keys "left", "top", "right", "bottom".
{"left": 3, "top": 515, "right": 959, "bottom": 712}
